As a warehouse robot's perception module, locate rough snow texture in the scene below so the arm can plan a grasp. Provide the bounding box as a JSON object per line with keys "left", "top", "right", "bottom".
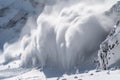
{"left": 98, "top": 23, "right": 120, "bottom": 70}
{"left": 98, "top": 1, "right": 120, "bottom": 70}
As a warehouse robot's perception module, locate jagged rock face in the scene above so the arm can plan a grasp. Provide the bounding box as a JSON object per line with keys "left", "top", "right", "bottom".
{"left": 0, "top": 0, "right": 45, "bottom": 48}
{"left": 98, "top": 22, "right": 120, "bottom": 70}
{"left": 98, "top": 1, "right": 120, "bottom": 70}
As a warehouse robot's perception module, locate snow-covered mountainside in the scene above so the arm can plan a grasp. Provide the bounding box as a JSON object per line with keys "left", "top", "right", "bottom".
{"left": 0, "top": 0, "right": 45, "bottom": 48}
{"left": 98, "top": 1, "right": 120, "bottom": 70}
{"left": 1, "top": 0, "right": 120, "bottom": 80}
{"left": 98, "top": 21, "right": 120, "bottom": 70}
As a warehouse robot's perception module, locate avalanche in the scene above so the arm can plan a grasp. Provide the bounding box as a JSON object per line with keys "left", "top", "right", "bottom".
{"left": 1, "top": 0, "right": 117, "bottom": 71}
{"left": 1, "top": 0, "right": 120, "bottom": 80}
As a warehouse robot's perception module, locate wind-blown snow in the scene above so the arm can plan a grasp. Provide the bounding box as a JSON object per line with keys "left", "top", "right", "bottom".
{"left": 1, "top": 0, "right": 119, "bottom": 71}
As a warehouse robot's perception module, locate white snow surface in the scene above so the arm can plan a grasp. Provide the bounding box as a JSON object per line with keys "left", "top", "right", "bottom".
{"left": 0, "top": 60, "right": 120, "bottom": 80}
{"left": 49, "top": 69, "right": 120, "bottom": 80}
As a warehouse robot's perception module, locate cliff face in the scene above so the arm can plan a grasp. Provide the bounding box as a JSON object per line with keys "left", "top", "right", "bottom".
{"left": 98, "top": 1, "right": 120, "bottom": 69}
{"left": 98, "top": 24, "right": 119, "bottom": 70}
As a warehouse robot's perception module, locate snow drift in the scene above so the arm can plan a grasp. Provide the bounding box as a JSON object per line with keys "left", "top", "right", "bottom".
{"left": 1, "top": 0, "right": 119, "bottom": 71}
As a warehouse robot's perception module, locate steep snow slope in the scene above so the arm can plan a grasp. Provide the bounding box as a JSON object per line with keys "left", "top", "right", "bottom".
{"left": 0, "top": 0, "right": 45, "bottom": 48}
{"left": 98, "top": 1, "right": 120, "bottom": 70}
{"left": 98, "top": 22, "right": 120, "bottom": 70}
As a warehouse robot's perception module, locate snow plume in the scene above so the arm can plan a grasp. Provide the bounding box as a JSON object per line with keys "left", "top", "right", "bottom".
{"left": 20, "top": 17, "right": 37, "bottom": 38}
{"left": 2, "top": 0, "right": 118, "bottom": 71}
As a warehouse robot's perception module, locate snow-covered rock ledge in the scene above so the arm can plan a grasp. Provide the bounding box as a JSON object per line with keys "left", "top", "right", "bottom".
{"left": 98, "top": 21, "right": 120, "bottom": 70}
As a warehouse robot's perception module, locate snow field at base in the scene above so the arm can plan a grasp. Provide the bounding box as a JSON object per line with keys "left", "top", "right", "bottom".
{"left": 2, "top": 68, "right": 120, "bottom": 80}
{"left": 51, "top": 70, "right": 120, "bottom": 80}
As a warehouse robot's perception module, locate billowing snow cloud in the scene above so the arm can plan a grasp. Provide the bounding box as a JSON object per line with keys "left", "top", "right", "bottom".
{"left": 2, "top": 0, "right": 118, "bottom": 71}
